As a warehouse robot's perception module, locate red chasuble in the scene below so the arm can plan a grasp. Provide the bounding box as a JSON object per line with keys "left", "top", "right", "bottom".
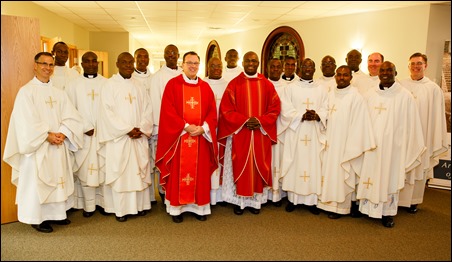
{"left": 156, "top": 75, "right": 218, "bottom": 206}
{"left": 217, "top": 72, "right": 281, "bottom": 197}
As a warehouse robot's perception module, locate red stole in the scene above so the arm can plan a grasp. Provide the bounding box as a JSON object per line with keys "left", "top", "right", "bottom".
{"left": 179, "top": 84, "right": 201, "bottom": 204}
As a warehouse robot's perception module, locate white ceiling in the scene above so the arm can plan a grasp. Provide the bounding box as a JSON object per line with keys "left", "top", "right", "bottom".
{"left": 32, "top": 1, "right": 449, "bottom": 57}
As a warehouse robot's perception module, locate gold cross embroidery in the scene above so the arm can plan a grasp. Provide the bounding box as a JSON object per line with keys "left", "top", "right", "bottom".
{"left": 328, "top": 104, "right": 336, "bottom": 115}
{"left": 303, "top": 98, "right": 313, "bottom": 109}
{"left": 300, "top": 171, "right": 310, "bottom": 182}
{"left": 88, "top": 163, "right": 97, "bottom": 175}
{"left": 46, "top": 96, "right": 57, "bottom": 108}
{"left": 184, "top": 136, "right": 196, "bottom": 147}
{"left": 182, "top": 173, "right": 194, "bottom": 185}
{"left": 186, "top": 97, "right": 199, "bottom": 109}
{"left": 300, "top": 134, "right": 311, "bottom": 146}
{"left": 88, "top": 89, "right": 98, "bottom": 101}
{"left": 374, "top": 103, "right": 386, "bottom": 114}
{"left": 58, "top": 177, "right": 65, "bottom": 189}
{"left": 363, "top": 177, "right": 373, "bottom": 189}
{"left": 126, "top": 93, "right": 136, "bottom": 104}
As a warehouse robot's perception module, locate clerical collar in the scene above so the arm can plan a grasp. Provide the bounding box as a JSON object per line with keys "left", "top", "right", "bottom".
{"left": 300, "top": 78, "right": 313, "bottom": 83}
{"left": 84, "top": 73, "right": 97, "bottom": 79}
{"left": 183, "top": 73, "right": 198, "bottom": 84}
{"left": 379, "top": 84, "right": 390, "bottom": 90}
{"left": 282, "top": 74, "right": 295, "bottom": 81}
{"left": 135, "top": 69, "right": 147, "bottom": 74}
{"left": 244, "top": 72, "right": 258, "bottom": 78}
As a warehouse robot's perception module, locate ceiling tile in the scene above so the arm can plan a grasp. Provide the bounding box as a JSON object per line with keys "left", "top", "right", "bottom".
{"left": 28, "top": 0, "right": 448, "bottom": 58}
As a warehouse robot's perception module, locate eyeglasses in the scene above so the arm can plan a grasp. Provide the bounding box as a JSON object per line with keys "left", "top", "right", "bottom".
{"left": 409, "top": 62, "right": 425, "bottom": 67}
{"left": 185, "top": 62, "right": 200, "bottom": 66}
{"left": 36, "top": 62, "right": 55, "bottom": 68}
{"left": 209, "top": 65, "right": 222, "bottom": 69}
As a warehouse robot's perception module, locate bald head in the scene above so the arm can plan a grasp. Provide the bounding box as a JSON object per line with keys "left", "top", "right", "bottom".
{"left": 81, "top": 51, "right": 98, "bottom": 75}
{"left": 242, "top": 52, "right": 259, "bottom": 75}
{"left": 116, "top": 52, "right": 134, "bottom": 79}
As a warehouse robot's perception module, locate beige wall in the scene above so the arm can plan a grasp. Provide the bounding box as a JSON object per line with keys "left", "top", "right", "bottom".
{"left": 208, "top": 4, "right": 450, "bottom": 82}
{"left": 2, "top": 2, "right": 450, "bottom": 81}
{"left": 89, "top": 32, "right": 130, "bottom": 77}
{"left": 426, "top": 4, "right": 451, "bottom": 84}
{"left": 1, "top": 1, "right": 89, "bottom": 50}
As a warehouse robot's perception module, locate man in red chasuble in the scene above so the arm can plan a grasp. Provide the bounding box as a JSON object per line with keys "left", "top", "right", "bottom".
{"left": 155, "top": 51, "right": 218, "bottom": 223}
{"left": 217, "top": 51, "right": 281, "bottom": 215}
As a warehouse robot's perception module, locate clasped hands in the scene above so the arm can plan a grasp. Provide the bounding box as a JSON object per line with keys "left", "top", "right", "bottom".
{"left": 127, "top": 127, "right": 143, "bottom": 139}
{"left": 302, "top": 109, "right": 320, "bottom": 122}
{"left": 246, "top": 117, "right": 261, "bottom": 130}
{"left": 47, "top": 132, "right": 66, "bottom": 145}
{"left": 184, "top": 124, "right": 205, "bottom": 136}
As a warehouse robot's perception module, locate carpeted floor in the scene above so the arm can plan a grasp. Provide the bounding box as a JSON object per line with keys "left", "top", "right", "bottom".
{"left": 1, "top": 186, "right": 450, "bottom": 261}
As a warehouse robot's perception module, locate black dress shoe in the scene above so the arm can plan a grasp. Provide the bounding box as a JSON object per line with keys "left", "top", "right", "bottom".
{"left": 151, "top": 200, "right": 158, "bottom": 205}
{"left": 308, "top": 205, "right": 320, "bottom": 215}
{"left": 249, "top": 207, "right": 260, "bottom": 214}
{"left": 408, "top": 204, "right": 418, "bottom": 214}
{"left": 273, "top": 201, "right": 282, "bottom": 207}
{"left": 350, "top": 210, "right": 363, "bottom": 218}
{"left": 115, "top": 216, "right": 127, "bottom": 222}
{"left": 285, "top": 202, "right": 295, "bottom": 212}
{"left": 382, "top": 216, "right": 395, "bottom": 228}
{"left": 172, "top": 215, "right": 183, "bottom": 223}
{"left": 137, "top": 210, "right": 147, "bottom": 216}
{"left": 194, "top": 214, "right": 207, "bottom": 221}
{"left": 49, "top": 218, "right": 71, "bottom": 225}
{"left": 328, "top": 212, "right": 341, "bottom": 219}
{"left": 218, "top": 202, "right": 227, "bottom": 207}
{"left": 83, "top": 211, "right": 95, "bottom": 217}
{"left": 234, "top": 205, "right": 244, "bottom": 215}
{"left": 32, "top": 222, "right": 53, "bottom": 233}
{"left": 96, "top": 206, "right": 110, "bottom": 216}
{"left": 350, "top": 201, "right": 363, "bottom": 218}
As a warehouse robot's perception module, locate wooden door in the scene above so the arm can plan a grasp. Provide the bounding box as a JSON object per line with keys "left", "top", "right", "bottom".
{"left": 1, "top": 15, "right": 41, "bottom": 224}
